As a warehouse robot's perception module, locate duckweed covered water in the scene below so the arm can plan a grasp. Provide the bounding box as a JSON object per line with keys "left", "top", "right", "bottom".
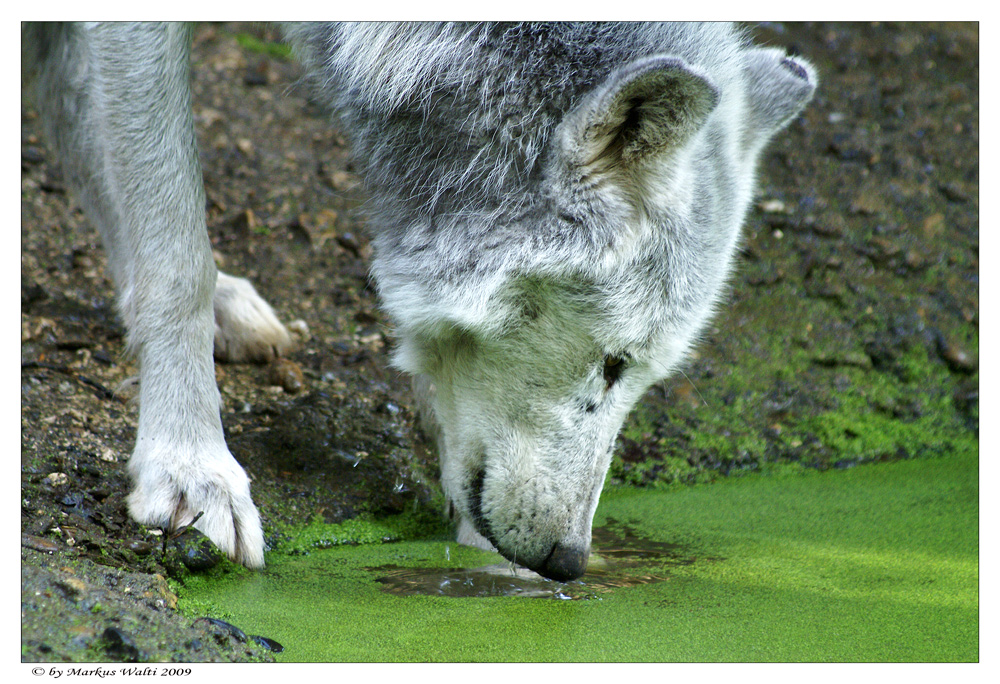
{"left": 180, "top": 452, "right": 978, "bottom": 662}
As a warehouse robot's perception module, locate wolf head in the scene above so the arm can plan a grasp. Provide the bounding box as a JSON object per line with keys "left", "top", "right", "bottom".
{"left": 287, "top": 22, "right": 816, "bottom": 580}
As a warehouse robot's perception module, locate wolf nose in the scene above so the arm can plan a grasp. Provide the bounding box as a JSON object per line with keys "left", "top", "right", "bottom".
{"left": 538, "top": 543, "right": 589, "bottom": 581}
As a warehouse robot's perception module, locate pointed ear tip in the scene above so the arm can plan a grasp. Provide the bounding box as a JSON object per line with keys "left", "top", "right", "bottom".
{"left": 781, "top": 57, "right": 809, "bottom": 81}
{"left": 781, "top": 54, "right": 819, "bottom": 87}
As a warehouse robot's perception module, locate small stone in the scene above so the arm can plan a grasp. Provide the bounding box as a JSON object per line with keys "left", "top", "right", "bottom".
{"left": 248, "top": 634, "right": 284, "bottom": 652}
{"left": 142, "top": 574, "right": 179, "bottom": 611}
{"left": 850, "top": 189, "right": 885, "bottom": 216}
{"left": 939, "top": 181, "right": 970, "bottom": 203}
{"left": 21, "top": 533, "right": 59, "bottom": 553}
{"left": 195, "top": 617, "right": 247, "bottom": 643}
{"left": 164, "top": 527, "right": 224, "bottom": 574}
{"left": 904, "top": 249, "right": 927, "bottom": 270}
{"left": 127, "top": 540, "right": 154, "bottom": 556}
{"left": 67, "top": 625, "right": 98, "bottom": 638}
{"left": 44, "top": 472, "right": 68, "bottom": 487}
{"left": 101, "top": 627, "right": 139, "bottom": 662}
{"left": 813, "top": 215, "right": 846, "bottom": 238}
{"left": 56, "top": 576, "right": 88, "bottom": 599}
{"left": 867, "top": 236, "right": 901, "bottom": 264}
{"left": 287, "top": 318, "right": 310, "bottom": 339}
{"left": 236, "top": 138, "right": 255, "bottom": 156}
{"left": 922, "top": 213, "right": 945, "bottom": 239}
{"left": 328, "top": 170, "right": 359, "bottom": 192}
{"left": 810, "top": 350, "right": 873, "bottom": 370}
{"left": 269, "top": 357, "right": 305, "bottom": 394}
{"left": 938, "top": 337, "right": 977, "bottom": 373}
{"left": 759, "top": 198, "right": 788, "bottom": 214}
{"left": 22, "top": 146, "right": 45, "bottom": 164}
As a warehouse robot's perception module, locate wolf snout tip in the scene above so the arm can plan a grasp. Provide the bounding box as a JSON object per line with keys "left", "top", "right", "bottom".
{"left": 538, "top": 542, "right": 590, "bottom": 582}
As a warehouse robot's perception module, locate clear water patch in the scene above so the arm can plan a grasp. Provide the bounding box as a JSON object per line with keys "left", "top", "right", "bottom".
{"left": 369, "top": 520, "right": 715, "bottom": 599}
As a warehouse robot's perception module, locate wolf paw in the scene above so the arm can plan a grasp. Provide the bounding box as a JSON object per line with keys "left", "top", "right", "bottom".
{"left": 213, "top": 272, "right": 293, "bottom": 363}
{"left": 126, "top": 444, "right": 265, "bottom": 568}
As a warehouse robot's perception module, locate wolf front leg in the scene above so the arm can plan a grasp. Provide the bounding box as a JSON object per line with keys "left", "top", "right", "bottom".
{"left": 27, "top": 22, "right": 264, "bottom": 567}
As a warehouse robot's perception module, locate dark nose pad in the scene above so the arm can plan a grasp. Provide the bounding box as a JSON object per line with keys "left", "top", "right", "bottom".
{"left": 538, "top": 542, "right": 589, "bottom": 581}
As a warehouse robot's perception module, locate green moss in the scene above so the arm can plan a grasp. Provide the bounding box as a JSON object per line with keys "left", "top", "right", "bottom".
{"left": 234, "top": 33, "right": 293, "bottom": 60}
{"left": 688, "top": 425, "right": 768, "bottom": 461}
{"left": 791, "top": 345, "right": 976, "bottom": 465}
{"left": 274, "top": 508, "right": 450, "bottom": 555}
{"left": 179, "top": 453, "right": 978, "bottom": 661}
{"left": 612, "top": 285, "right": 976, "bottom": 485}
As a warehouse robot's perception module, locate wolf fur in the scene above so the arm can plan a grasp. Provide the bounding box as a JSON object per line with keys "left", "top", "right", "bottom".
{"left": 24, "top": 22, "right": 815, "bottom": 580}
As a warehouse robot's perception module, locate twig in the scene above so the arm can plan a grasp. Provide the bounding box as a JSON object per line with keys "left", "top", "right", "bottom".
{"left": 21, "top": 361, "right": 123, "bottom": 402}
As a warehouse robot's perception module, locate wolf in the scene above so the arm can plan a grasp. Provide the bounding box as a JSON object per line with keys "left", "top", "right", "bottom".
{"left": 23, "top": 22, "right": 814, "bottom": 581}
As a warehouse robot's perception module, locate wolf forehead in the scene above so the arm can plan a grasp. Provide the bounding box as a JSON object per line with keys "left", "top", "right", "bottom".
{"left": 285, "top": 22, "right": 748, "bottom": 219}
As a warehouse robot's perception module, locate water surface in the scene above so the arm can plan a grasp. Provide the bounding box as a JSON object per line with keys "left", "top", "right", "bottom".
{"left": 181, "top": 452, "right": 978, "bottom": 662}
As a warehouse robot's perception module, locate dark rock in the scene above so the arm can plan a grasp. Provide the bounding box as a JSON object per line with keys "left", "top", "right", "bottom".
{"left": 101, "top": 627, "right": 140, "bottom": 662}
{"left": 127, "top": 540, "right": 154, "bottom": 556}
{"left": 21, "top": 534, "right": 60, "bottom": 553}
{"left": 195, "top": 617, "right": 247, "bottom": 643}
{"left": 248, "top": 634, "right": 284, "bottom": 652}
{"left": 164, "top": 527, "right": 224, "bottom": 575}
{"left": 937, "top": 336, "right": 977, "bottom": 373}
{"left": 939, "top": 181, "right": 971, "bottom": 203}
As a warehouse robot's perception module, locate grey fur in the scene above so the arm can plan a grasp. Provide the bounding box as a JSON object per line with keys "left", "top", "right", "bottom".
{"left": 25, "top": 22, "right": 815, "bottom": 580}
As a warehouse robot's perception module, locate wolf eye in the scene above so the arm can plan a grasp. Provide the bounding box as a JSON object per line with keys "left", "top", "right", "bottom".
{"left": 602, "top": 354, "right": 626, "bottom": 390}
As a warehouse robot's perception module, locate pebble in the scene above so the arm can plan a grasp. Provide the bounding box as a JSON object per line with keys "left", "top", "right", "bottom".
{"left": 21, "top": 533, "right": 60, "bottom": 553}
{"left": 270, "top": 357, "right": 305, "bottom": 394}
{"left": 44, "top": 472, "right": 68, "bottom": 487}
{"left": 904, "top": 249, "right": 927, "bottom": 270}
{"left": 22, "top": 146, "right": 45, "bottom": 164}
{"left": 287, "top": 319, "right": 310, "bottom": 339}
{"left": 938, "top": 338, "right": 977, "bottom": 373}
{"left": 813, "top": 215, "right": 846, "bottom": 237}
{"left": 236, "top": 138, "right": 255, "bottom": 156}
{"left": 759, "top": 198, "right": 788, "bottom": 214}
{"left": 867, "top": 236, "right": 901, "bottom": 263}
{"left": 101, "top": 627, "right": 140, "bottom": 662}
{"left": 56, "top": 576, "right": 88, "bottom": 599}
{"left": 248, "top": 634, "right": 284, "bottom": 653}
{"left": 849, "top": 189, "right": 885, "bottom": 216}
{"left": 78, "top": 462, "right": 102, "bottom": 478}
{"left": 939, "top": 181, "right": 970, "bottom": 203}
{"left": 142, "top": 583, "right": 179, "bottom": 611}
{"left": 127, "top": 540, "right": 154, "bottom": 556}
{"left": 195, "top": 617, "right": 247, "bottom": 642}
{"left": 194, "top": 618, "right": 284, "bottom": 653}
{"left": 164, "top": 528, "right": 224, "bottom": 574}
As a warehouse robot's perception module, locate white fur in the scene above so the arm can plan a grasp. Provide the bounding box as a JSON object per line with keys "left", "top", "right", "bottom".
{"left": 25, "top": 22, "right": 814, "bottom": 578}
{"left": 214, "top": 272, "right": 293, "bottom": 363}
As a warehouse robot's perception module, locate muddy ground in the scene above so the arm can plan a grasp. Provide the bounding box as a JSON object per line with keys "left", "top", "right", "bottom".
{"left": 20, "top": 22, "right": 978, "bottom": 662}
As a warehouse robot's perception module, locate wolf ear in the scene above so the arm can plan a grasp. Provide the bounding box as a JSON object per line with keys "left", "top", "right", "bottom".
{"left": 557, "top": 56, "right": 720, "bottom": 176}
{"left": 743, "top": 48, "right": 816, "bottom": 137}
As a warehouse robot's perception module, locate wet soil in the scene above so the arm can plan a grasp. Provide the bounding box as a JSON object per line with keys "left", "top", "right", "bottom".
{"left": 20, "top": 22, "right": 977, "bottom": 662}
